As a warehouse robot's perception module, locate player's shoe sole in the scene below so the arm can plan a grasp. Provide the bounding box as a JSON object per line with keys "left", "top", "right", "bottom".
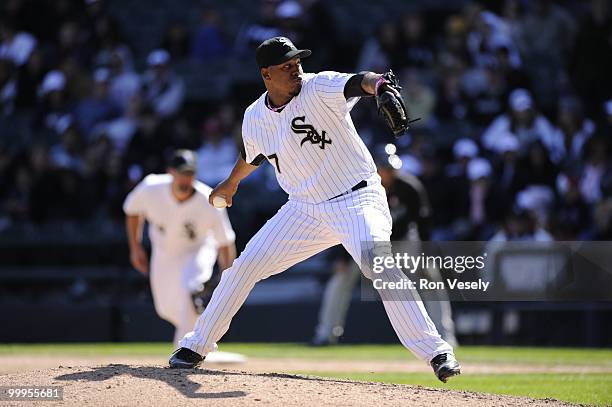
{"left": 168, "top": 347, "right": 204, "bottom": 368}
{"left": 430, "top": 353, "right": 461, "bottom": 383}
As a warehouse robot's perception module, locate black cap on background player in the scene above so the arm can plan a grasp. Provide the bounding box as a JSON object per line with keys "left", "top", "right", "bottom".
{"left": 255, "top": 36, "right": 311, "bottom": 68}
{"left": 169, "top": 149, "right": 197, "bottom": 174}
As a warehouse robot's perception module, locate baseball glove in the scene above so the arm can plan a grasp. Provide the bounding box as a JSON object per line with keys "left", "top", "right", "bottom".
{"left": 375, "top": 71, "right": 418, "bottom": 137}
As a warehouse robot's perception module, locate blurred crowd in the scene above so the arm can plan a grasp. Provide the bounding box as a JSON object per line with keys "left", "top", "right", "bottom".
{"left": 0, "top": 0, "right": 611, "bottom": 242}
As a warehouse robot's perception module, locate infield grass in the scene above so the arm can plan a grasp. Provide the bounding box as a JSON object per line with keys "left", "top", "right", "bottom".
{"left": 1, "top": 343, "right": 610, "bottom": 405}
{"left": 302, "top": 371, "right": 612, "bottom": 406}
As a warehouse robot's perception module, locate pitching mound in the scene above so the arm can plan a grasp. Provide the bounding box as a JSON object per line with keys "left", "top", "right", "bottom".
{"left": 0, "top": 364, "right": 573, "bottom": 406}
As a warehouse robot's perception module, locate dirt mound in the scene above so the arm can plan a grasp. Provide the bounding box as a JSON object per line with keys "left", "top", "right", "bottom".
{"left": 0, "top": 364, "right": 574, "bottom": 406}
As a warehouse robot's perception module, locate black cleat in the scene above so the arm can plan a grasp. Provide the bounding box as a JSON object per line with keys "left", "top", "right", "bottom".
{"left": 430, "top": 353, "right": 461, "bottom": 383}
{"left": 169, "top": 347, "right": 204, "bottom": 369}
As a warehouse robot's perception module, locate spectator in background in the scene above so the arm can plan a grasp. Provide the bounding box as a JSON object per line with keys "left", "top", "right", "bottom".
{"left": 517, "top": 0, "right": 576, "bottom": 108}
{"left": 166, "top": 114, "right": 198, "bottom": 151}
{"left": 489, "top": 204, "right": 553, "bottom": 242}
{"left": 400, "top": 69, "right": 436, "bottom": 128}
{"left": 191, "top": 8, "right": 227, "bottom": 63}
{"left": 141, "top": 49, "right": 185, "bottom": 118}
{"left": 108, "top": 50, "right": 141, "bottom": 112}
{"left": 522, "top": 140, "right": 559, "bottom": 190}
{"left": 434, "top": 66, "right": 468, "bottom": 122}
{"left": 91, "top": 14, "right": 133, "bottom": 71}
{"left": 35, "top": 70, "right": 73, "bottom": 134}
{"left": 82, "top": 134, "right": 114, "bottom": 200}
{"left": 494, "top": 45, "right": 531, "bottom": 91}
{"left": 482, "top": 89, "right": 556, "bottom": 159}
{"left": 579, "top": 136, "right": 610, "bottom": 205}
{"left": 73, "top": 68, "right": 121, "bottom": 138}
{"left": 398, "top": 12, "right": 434, "bottom": 69}
{"left": 460, "top": 157, "right": 501, "bottom": 239}
{"left": 94, "top": 96, "right": 140, "bottom": 153}
{"left": 446, "top": 137, "right": 478, "bottom": 179}
{"left": 356, "top": 20, "right": 401, "bottom": 72}
{"left": 0, "top": 19, "right": 36, "bottom": 67}
{"left": 297, "top": 0, "right": 338, "bottom": 69}
{"left": 548, "top": 96, "right": 595, "bottom": 168}
{"left": 419, "top": 147, "right": 454, "bottom": 234}
{"left": 59, "top": 55, "right": 92, "bottom": 102}
{"left": 275, "top": 0, "right": 306, "bottom": 45}
{"left": 217, "top": 103, "right": 238, "bottom": 138}
{"left": 15, "top": 47, "right": 45, "bottom": 109}
{"left": 398, "top": 130, "right": 432, "bottom": 170}
{"left": 196, "top": 116, "right": 237, "bottom": 186}
{"left": 437, "top": 15, "right": 469, "bottom": 71}
{"left": 518, "top": 0, "right": 576, "bottom": 66}
{"left": 514, "top": 185, "right": 556, "bottom": 232}
{"left": 125, "top": 106, "right": 168, "bottom": 175}
{"left": 569, "top": 0, "right": 612, "bottom": 117}
{"left": 499, "top": 0, "right": 525, "bottom": 38}
{"left": 98, "top": 149, "right": 129, "bottom": 220}
{"left": 483, "top": 190, "right": 554, "bottom": 304}
{"left": 492, "top": 133, "right": 523, "bottom": 208}
{"left": 234, "top": 0, "right": 283, "bottom": 57}
{"left": 463, "top": 62, "right": 508, "bottom": 126}
{"left": 54, "top": 21, "right": 91, "bottom": 69}
{"left": 551, "top": 173, "right": 591, "bottom": 240}
{"left": 49, "top": 125, "right": 84, "bottom": 173}
{"left": 445, "top": 139, "right": 478, "bottom": 237}
{"left": 161, "top": 21, "right": 190, "bottom": 60}
{"left": 467, "top": 11, "right": 521, "bottom": 69}
{"left": 0, "top": 58, "right": 16, "bottom": 116}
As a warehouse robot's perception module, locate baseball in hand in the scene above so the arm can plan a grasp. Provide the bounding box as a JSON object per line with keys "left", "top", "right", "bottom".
{"left": 212, "top": 195, "right": 228, "bottom": 208}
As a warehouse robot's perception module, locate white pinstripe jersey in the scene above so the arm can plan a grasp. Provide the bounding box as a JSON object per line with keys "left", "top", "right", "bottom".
{"left": 242, "top": 71, "right": 378, "bottom": 204}
{"left": 123, "top": 174, "right": 236, "bottom": 256}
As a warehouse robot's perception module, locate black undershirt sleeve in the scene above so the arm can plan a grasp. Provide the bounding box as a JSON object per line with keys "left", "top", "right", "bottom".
{"left": 239, "top": 142, "right": 265, "bottom": 166}
{"left": 343, "top": 73, "right": 372, "bottom": 99}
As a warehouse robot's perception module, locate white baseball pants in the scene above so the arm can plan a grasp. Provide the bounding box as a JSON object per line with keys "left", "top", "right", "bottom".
{"left": 150, "top": 245, "right": 216, "bottom": 346}
{"left": 179, "top": 181, "right": 453, "bottom": 362}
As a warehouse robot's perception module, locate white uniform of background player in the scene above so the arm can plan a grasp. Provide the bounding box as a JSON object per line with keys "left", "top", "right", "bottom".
{"left": 123, "top": 150, "right": 236, "bottom": 346}
{"left": 173, "top": 37, "right": 460, "bottom": 380}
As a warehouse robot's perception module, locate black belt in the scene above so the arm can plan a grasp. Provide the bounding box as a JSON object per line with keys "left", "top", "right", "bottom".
{"left": 327, "top": 180, "right": 368, "bottom": 201}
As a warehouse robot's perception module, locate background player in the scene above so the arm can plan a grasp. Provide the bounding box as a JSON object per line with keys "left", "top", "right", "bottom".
{"left": 311, "top": 149, "right": 457, "bottom": 347}
{"left": 169, "top": 37, "right": 461, "bottom": 382}
{"left": 123, "top": 150, "right": 240, "bottom": 353}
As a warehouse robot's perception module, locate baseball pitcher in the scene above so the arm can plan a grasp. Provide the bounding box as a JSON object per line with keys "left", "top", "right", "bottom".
{"left": 169, "top": 38, "right": 460, "bottom": 382}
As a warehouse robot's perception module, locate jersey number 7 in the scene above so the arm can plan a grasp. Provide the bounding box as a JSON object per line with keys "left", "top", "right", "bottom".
{"left": 267, "top": 154, "right": 281, "bottom": 173}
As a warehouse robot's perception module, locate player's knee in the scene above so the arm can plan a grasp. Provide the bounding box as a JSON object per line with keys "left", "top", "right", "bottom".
{"left": 230, "top": 253, "right": 274, "bottom": 282}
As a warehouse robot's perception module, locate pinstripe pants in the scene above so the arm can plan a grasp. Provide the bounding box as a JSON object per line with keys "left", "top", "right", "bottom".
{"left": 179, "top": 182, "right": 453, "bottom": 362}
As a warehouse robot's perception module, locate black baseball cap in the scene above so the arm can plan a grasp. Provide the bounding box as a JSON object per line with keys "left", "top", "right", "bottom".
{"left": 169, "top": 149, "right": 197, "bottom": 173}
{"left": 255, "top": 36, "right": 311, "bottom": 69}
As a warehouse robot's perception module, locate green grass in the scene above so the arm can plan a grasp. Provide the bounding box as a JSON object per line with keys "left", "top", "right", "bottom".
{"left": 2, "top": 343, "right": 610, "bottom": 367}
{"left": 1, "top": 343, "right": 611, "bottom": 405}
{"left": 300, "top": 371, "right": 612, "bottom": 406}
{"left": 222, "top": 344, "right": 612, "bottom": 367}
